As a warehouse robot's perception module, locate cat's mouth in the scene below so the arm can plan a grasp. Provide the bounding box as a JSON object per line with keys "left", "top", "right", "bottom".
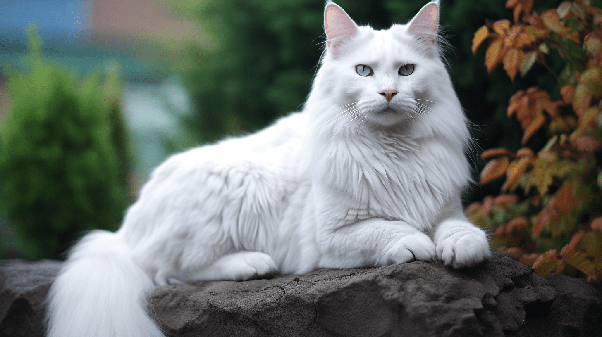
{"left": 378, "top": 106, "right": 398, "bottom": 114}
{"left": 369, "top": 105, "right": 408, "bottom": 126}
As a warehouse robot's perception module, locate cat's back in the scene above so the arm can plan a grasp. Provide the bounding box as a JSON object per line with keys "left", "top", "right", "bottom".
{"left": 150, "top": 112, "right": 307, "bottom": 182}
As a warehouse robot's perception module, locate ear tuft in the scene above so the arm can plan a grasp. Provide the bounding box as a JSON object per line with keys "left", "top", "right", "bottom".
{"left": 407, "top": 1, "right": 439, "bottom": 44}
{"left": 324, "top": 3, "right": 359, "bottom": 58}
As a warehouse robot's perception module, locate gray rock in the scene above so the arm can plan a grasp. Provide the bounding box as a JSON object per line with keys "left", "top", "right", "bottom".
{"left": 0, "top": 259, "right": 62, "bottom": 337}
{"left": 1, "top": 253, "right": 600, "bottom": 337}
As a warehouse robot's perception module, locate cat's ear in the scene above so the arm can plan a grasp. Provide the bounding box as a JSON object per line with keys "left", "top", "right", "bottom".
{"left": 324, "top": 2, "right": 359, "bottom": 58}
{"left": 407, "top": 0, "right": 439, "bottom": 45}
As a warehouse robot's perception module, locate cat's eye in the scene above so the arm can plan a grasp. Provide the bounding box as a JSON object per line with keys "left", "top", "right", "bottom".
{"left": 399, "top": 64, "right": 415, "bottom": 76}
{"left": 355, "top": 64, "right": 374, "bottom": 77}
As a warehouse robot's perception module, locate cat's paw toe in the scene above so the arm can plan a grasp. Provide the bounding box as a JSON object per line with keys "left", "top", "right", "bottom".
{"left": 382, "top": 232, "right": 436, "bottom": 265}
{"left": 436, "top": 223, "right": 491, "bottom": 268}
{"left": 226, "top": 252, "right": 278, "bottom": 281}
{"left": 239, "top": 252, "right": 278, "bottom": 280}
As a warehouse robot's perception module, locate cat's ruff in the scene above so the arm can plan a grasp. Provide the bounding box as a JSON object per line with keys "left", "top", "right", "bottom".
{"left": 46, "top": 1, "right": 491, "bottom": 336}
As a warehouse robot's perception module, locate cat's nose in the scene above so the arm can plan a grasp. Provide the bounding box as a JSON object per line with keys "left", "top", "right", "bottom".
{"left": 379, "top": 90, "right": 398, "bottom": 102}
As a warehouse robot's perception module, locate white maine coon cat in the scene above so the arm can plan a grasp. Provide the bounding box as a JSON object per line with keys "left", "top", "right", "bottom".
{"left": 46, "top": 1, "right": 491, "bottom": 336}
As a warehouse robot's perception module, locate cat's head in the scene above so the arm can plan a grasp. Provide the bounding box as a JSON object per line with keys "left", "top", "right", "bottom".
{"left": 307, "top": 0, "right": 463, "bottom": 136}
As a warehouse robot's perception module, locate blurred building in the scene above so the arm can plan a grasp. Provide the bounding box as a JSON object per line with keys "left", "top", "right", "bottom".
{"left": 0, "top": 0, "right": 196, "bottom": 179}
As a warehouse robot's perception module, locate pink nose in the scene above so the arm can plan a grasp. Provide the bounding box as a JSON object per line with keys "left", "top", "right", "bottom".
{"left": 379, "top": 90, "right": 398, "bottom": 102}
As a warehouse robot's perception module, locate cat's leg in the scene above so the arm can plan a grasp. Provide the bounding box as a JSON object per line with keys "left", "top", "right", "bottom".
{"left": 317, "top": 218, "right": 437, "bottom": 268}
{"left": 432, "top": 198, "right": 491, "bottom": 268}
{"left": 180, "top": 251, "right": 278, "bottom": 282}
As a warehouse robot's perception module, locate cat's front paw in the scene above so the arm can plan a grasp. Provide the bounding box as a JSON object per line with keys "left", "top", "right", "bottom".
{"left": 435, "top": 221, "right": 491, "bottom": 268}
{"left": 380, "top": 231, "right": 436, "bottom": 265}
{"left": 204, "top": 251, "right": 278, "bottom": 281}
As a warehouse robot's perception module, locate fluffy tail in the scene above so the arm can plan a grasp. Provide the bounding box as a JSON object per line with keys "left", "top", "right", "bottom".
{"left": 46, "top": 230, "right": 164, "bottom": 337}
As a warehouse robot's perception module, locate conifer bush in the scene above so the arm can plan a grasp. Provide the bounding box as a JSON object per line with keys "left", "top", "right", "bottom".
{"left": 0, "top": 27, "right": 132, "bottom": 259}
{"left": 470, "top": 0, "right": 602, "bottom": 280}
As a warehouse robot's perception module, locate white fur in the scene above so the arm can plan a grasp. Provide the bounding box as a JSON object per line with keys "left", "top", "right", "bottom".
{"left": 46, "top": 1, "right": 490, "bottom": 336}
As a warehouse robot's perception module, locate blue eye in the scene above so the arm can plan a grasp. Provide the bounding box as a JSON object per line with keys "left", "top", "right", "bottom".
{"left": 399, "top": 64, "right": 415, "bottom": 76}
{"left": 355, "top": 64, "right": 373, "bottom": 77}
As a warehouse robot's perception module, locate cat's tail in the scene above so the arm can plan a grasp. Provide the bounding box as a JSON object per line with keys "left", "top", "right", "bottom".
{"left": 46, "top": 230, "right": 164, "bottom": 337}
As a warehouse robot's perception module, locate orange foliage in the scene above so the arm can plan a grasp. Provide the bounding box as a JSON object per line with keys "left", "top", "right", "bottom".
{"left": 470, "top": 0, "right": 602, "bottom": 281}
{"left": 506, "top": 0, "right": 533, "bottom": 24}
{"left": 480, "top": 156, "right": 509, "bottom": 185}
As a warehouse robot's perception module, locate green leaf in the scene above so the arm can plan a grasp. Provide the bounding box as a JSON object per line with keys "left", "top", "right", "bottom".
{"left": 578, "top": 232, "right": 602, "bottom": 257}
{"left": 520, "top": 51, "right": 537, "bottom": 77}
{"left": 539, "top": 43, "right": 550, "bottom": 54}
{"left": 565, "top": 250, "right": 599, "bottom": 279}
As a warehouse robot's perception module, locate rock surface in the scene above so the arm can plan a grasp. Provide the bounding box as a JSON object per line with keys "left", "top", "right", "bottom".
{"left": 1, "top": 253, "right": 601, "bottom": 337}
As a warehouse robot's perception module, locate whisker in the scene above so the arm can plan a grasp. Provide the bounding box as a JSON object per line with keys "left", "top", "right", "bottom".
{"left": 330, "top": 106, "right": 364, "bottom": 140}
{"left": 353, "top": 105, "right": 371, "bottom": 133}
{"left": 411, "top": 98, "right": 437, "bottom": 104}
{"left": 400, "top": 97, "right": 436, "bottom": 119}
{"left": 322, "top": 103, "right": 358, "bottom": 126}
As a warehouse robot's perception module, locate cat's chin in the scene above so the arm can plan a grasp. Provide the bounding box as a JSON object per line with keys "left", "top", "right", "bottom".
{"left": 366, "top": 107, "right": 410, "bottom": 128}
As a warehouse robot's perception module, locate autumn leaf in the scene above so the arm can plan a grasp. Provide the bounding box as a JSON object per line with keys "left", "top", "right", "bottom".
{"left": 557, "top": 2, "right": 572, "bottom": 19}
{"left": 579, "top": 107, "right": 599, "bottom": 128}
{"left": 485, "top": 38, "right": 504, "bottom": 72}
{"left": 507, "top": 87, "right": 555, "bottom": 135}
{"left": 506, "top": 0, "right": 533, "bottom": 23}
{"left": 507, "top": 90, "right": 526, "bottom": 119}
{"left": 524, "top": 25, "right": 548, "bottom": 40}
{"left": 541, "top": 9, "right": 563, "bottom": 33}
{"left": 472, "top": 26, "right": 490, "bottom": 54}
{"left": 560, "top": 229, "right": 585, "bottom": 257}
{"left": 525, "top": 154, "right": 574, "bottom": 196}
{"left": 542, "top": 100, "right": 561, "bottom": 118}
{"left": 483, "top": 195, "right": 495, "bottom": 213}
{"left": 481, "top": 148, "right": 515, "bottom": 160}
{"left": 558, "top": 1, "right": 587, "bottom": 20}
{"left": 516, "top": 147, "right": 534, "bottom": 158}
{"left": 555, "top": 258, "right": 566, "bottom": 274}
{"left": 520, "top": 253, "right": 540, "bottom": 267}
{"left": 578, "top": 231, "right": 602, "bottom": 257}
{"left": 466, "top": 202, "right": 482, "bottom": 213}
{"left": 564, "top": 250, "right": 600, "bottom": 280}
{"left": 480, "top": 157, "right": 510, "bottom": 185}
{"left": 498, "top": 246, "right": 523, "bottom": 260}
{"left": 541, "top": 9, "right": 581, "bottom": 42}
{"left": 574, "top": 68, "right": 602, "bottom": 115}
{"left": 574, "top": 136, "right": 602, "bottom": 153}
{"left": 592, "top": 217, "right": 602, "bottom": 232}
{"left": 467, "top": 207, "right": 491, "bottom": 229}
{"left": 522, "top": 112, "right": 546, "bottom": 144}
{"left": 533, "top": 250, "right": 560, "bottom": 276}
{"left": 533, "top": 202, "right": 553, "bottom": 238}
{"left": 555, "top": 182, "right": 577, "bottom": 215}
{"left": 584, "top": 31, "right": 602, "bottom": 57}
{"left": 502, "top": 156, "right": 531, "bottom": 191}
{"left": 573, "top": 82, "right": 593, "bottom": 115}
{"left": 514, "top": 29, "right": 537, "bottom": 48}
{"left": 494, "top": 194, "right": 519, "bottom": 207}
{"left": 495, "top": 226, "right": 506, "bottom": 236}
{"left": 504, "top": 48, "right": 523, "bottom": 81}
{"left": 508, "top": 217, "right": 529, "bottom": 231}
{"left": 492, "top": 19, "right": 511, "bottom": 36}
{"left": 560, "top": 85, "right": 575, "bottom": 104}
{"left": 535, "top": 181, "right": 580, "bottom": 238}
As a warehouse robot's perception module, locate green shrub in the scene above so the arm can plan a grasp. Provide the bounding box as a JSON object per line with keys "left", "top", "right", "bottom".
{"left": 0, "top": 26, "right": 132, "bottom": 259}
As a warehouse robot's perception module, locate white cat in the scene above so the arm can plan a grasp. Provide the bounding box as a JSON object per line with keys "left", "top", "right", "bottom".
{"left": 46, "top": 1, "right": 491, "bottom": 336}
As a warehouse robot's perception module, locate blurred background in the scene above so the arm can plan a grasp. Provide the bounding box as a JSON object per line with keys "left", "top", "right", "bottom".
{"left": 0, "top": 0, "right": 549, "bottom": 260}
